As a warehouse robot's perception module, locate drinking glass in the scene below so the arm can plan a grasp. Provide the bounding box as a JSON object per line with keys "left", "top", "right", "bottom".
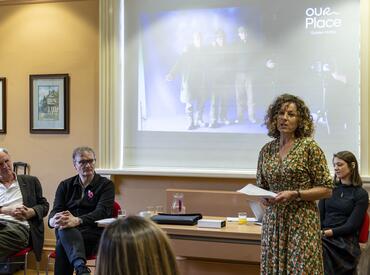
{"left": 238, "top": 212, "right": 248, "bottom": 225}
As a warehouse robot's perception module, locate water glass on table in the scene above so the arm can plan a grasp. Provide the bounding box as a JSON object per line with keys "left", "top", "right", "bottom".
{"left": 238, "top": 212, "right": 248, "bottom": 225}
{"left": 147, "top": 206, "right": 155, "bottom": 216}
{"left": 155, "top": 205, "right": 164, "bottom": 215}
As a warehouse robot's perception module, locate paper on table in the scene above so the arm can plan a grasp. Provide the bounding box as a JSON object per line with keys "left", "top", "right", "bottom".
{"left": 95, "top": 218, "right": 116, "bottom": 225}
{"left": 237, "top": 184, "right": 277, "bottom": 200}
{"left": 227, "top": 217, "right": 258, "bottom": 222}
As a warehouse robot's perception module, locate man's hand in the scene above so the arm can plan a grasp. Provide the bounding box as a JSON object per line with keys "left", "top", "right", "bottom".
{"left": 0, "top": 204, "right": 34, "bottom": 220}
{"left": 49, "top": 212, "right": 62, "bottom": 228}
{"left": 0, "top": 205, "right": 18, "bottom": 216}
{"left": 14, "top": 205, "right": 36, "bottom": 220}
{"left": 50, "top": 211, "right": 81, "bottom": 229}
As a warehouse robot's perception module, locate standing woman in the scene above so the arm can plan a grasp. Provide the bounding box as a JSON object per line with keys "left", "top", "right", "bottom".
{"left": 256, "top": 93, "right": 333, "bottom": 274}
{"left": 319, "top": 151, "right": 368, "bottom": 275}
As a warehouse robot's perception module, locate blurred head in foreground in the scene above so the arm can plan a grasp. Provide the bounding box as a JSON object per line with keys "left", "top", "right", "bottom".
{"left": 96, "top": 216, "right": 179, "bottom": 275}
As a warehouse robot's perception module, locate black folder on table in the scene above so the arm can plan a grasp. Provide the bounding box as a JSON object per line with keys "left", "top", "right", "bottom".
{"left": 151, "top": 213, "right": 202, "bottom": 225}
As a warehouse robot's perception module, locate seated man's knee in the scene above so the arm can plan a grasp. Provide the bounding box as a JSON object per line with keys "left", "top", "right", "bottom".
{"left": 57, "top": 228, "right": 82, "bottom": 241}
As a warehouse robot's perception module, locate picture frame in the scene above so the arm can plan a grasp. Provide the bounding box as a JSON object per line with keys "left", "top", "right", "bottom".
{"left": 0, "top": 77, "right": 6, "bottom": 134}
{"left": 30, "top": 74, "right": 69, "bottom": 134}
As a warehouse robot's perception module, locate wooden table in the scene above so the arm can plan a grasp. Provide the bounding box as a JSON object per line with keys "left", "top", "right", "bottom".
{"left": 158, "top": 217, "right": 261, "bottom": 263}
{"left": 97, "top": 217, "right": 262, "bottom": 275}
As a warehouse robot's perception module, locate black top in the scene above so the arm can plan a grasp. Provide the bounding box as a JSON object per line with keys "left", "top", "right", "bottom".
{"left": 48, "top": 173, "right": 115, "bottom": 228}
{"left": 319, "top": 183, "right": 368, "bottom": 237}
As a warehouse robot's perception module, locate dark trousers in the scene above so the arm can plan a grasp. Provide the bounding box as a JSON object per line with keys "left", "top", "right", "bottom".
{"left": 54, "top": 226, "right": 102, "bottom": 275}
{"left": 0, "top": 220, "right": 29, "bottom": 261}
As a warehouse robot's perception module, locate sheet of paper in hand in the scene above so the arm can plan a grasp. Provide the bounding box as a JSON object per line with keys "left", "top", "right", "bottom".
{"left": 237, "top": 184, "right": 277, "bottom": 201}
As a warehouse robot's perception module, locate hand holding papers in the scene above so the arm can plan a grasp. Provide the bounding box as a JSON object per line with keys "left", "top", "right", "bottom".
{"left": 237, "top": 184, "right": 277, "bottom": 201}
{"left": 237, "top": 185, "right": 273, "bottom": 225}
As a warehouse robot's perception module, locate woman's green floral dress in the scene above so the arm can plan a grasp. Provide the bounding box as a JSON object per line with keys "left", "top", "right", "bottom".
{"left": 256, "top": 137, "right": 333, "bottom": 274}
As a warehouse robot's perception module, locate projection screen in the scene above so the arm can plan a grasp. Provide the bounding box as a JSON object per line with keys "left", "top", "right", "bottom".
{"left": 123, "top": 0, "right": 360, "bottom": 172}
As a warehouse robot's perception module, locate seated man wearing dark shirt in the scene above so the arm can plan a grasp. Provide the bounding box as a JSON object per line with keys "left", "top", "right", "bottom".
{"left": 48, "top": 146, "right": 114, "bottom": 275}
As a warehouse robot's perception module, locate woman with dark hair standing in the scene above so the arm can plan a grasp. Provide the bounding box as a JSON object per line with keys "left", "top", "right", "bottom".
{"left": 256, "top": 93, "right": 333, "bottom": 274}
{"left": 319, "top": 151, "right": 368, "bottom": 275}
{"left": 95, "top": 216, "right": 179, "bottom": 275}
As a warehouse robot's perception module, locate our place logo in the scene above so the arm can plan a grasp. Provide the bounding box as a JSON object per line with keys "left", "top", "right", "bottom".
{"left": 305, "top": 7, "right": 342, "bottom": 34}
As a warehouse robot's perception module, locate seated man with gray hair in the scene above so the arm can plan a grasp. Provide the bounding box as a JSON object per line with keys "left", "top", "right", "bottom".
{"left": 0, "top": 148, "right": 49, "bottom": 264}
{"left": 48, "top": 146, "right": 114, "bottom": 275}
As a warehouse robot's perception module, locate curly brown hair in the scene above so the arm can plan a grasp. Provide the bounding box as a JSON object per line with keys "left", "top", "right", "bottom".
{"left": 265, "top": 93, "right": 314, "bottom": 138}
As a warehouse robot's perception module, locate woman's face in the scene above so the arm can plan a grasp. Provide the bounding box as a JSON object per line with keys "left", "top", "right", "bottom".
{"left": 277, "top": 102, "right": 299, "bottom": 136}
{"left": 333, "top": 157, "right": 352, "bottom": 182}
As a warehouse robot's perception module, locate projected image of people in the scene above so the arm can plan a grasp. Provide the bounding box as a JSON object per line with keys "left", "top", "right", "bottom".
{"left": 309, "top": 56, "right": 352, "bottom": 135}
{"left": 138, "top": 7, "right": 266, "bottom": 133}
{"left": 234, "top": 26, "right": 256, "bottom": 124}
{"left": 166, "top": 32, "right": 208, "bottom": 130}
{"left": 135, "top": 0, "right": 360, "bottom": 162}
{"left": 208, "top": 29, "right": 233, "bottom": 128}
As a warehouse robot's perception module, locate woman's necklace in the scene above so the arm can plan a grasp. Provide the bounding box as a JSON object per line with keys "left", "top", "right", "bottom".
{"left": 338, "top": 185, "right": 344, "bottom": 198}
{"left": 339, "top": 181, "right": 351, "bottom": 198}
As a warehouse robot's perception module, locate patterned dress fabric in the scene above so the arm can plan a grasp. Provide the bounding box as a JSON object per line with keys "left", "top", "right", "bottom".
{"left": 256, "top": 137, "right": 333, "bottom": 274}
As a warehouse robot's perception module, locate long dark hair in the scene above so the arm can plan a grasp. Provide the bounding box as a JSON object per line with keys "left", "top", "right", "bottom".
{"left": 333, "top": 151, "right": 362, "bottom": 187}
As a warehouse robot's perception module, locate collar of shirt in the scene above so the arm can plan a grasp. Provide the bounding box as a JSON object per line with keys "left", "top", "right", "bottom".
{"left": 0, "top": 175, "right": 19, "bottom": 190}
{"left": 72, "top": 173, "right": 98, "bottom": 189}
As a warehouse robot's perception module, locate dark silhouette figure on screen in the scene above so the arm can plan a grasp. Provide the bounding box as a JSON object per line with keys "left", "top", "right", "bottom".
{"left": 166, "top": 32, "right": 208, "bottom": 130}
{"left": 234, "top": 26, "right": 256, "bottom": 124}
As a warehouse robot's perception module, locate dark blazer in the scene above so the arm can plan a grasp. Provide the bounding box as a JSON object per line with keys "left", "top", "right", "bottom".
{"left": 18, "top": 175, "right": 49, "bottom": 261}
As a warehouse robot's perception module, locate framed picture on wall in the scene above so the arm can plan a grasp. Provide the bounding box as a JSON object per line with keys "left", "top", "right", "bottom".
{"left": 0, "top": 77, "right": 6, "bottom": 134}
{"left": 30, "top": 74, "right": 70, "bottom": 134}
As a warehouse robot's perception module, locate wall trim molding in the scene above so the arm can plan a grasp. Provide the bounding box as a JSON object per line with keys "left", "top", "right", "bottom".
{"left": 44, "top": 238, "right": 56, "bottom": 248}
{"left": 96, "top": 168, "right": 370, "bottom": 183}
{"left": 96, "top": 167, "right": 257, "bottom": 179}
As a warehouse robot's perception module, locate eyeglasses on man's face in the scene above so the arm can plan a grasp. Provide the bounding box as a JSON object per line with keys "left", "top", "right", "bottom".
{"left": 75, "top": 159, "right": 96, "bottom": 166}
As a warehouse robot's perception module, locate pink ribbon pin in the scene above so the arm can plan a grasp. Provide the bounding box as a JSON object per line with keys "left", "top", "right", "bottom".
{"left": 87, "top": 190, "right": 94, "bottom": 199}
